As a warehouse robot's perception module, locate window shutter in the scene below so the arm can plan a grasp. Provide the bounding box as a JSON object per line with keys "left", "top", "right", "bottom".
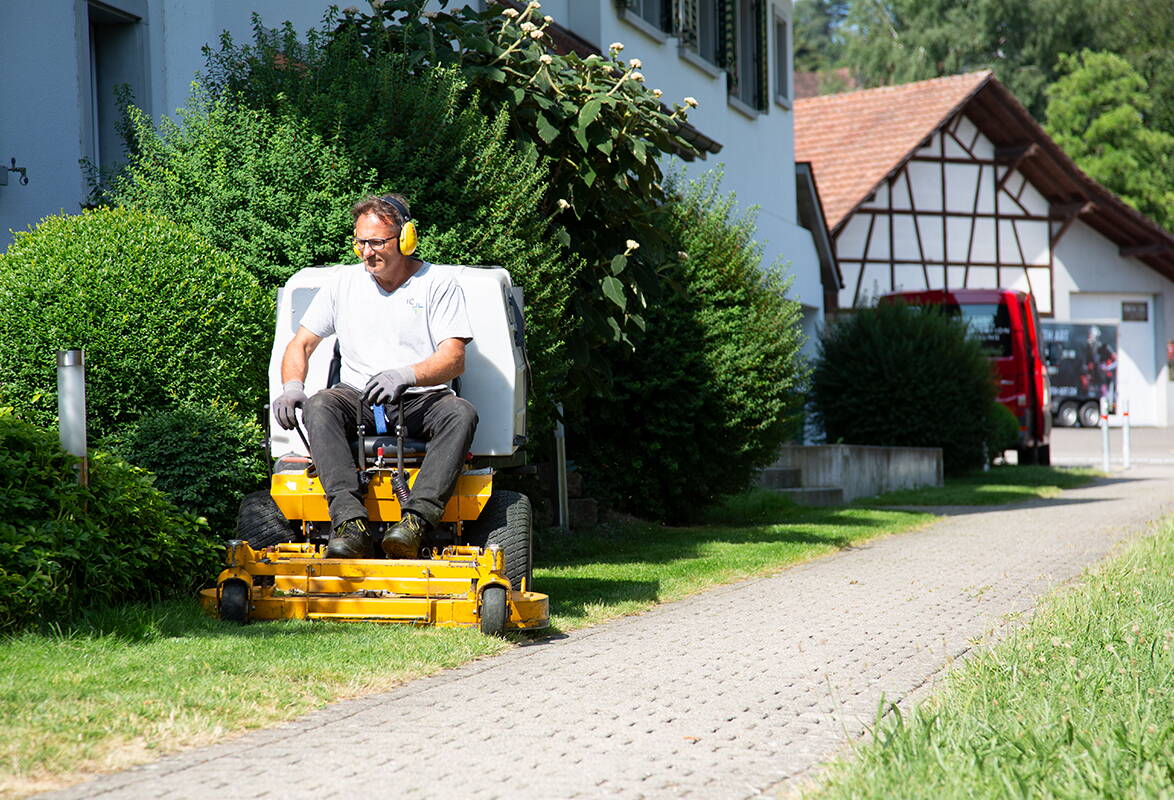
{"left": 677, "top": 0, "right": 698, "bottom": 49}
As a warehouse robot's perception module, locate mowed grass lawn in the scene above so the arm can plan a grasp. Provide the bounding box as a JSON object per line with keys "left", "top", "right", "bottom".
{"left": 809, "top": 515, "right": 1174, "bottom": 800}
{"left": 0, "top": 466, "right": 1095, "bottom": 797}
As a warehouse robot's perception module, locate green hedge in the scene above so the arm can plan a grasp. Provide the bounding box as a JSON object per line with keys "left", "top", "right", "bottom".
{"left": 0, "top": 411, "right": 221, "bottom": 632}
{"left": 810, "top": 302, "right": 997, "bottom": 474}
{"left": 0, "top": 207, "right": 272, "bottom": 441}
{"left": 107, "top": 403, "right": 268, "bottom": 536}
{"left": 112, "top": 94, "right": 375, "bottom": 287}
{"left": 570, "top": 175, "right": 806, "bottom": 521}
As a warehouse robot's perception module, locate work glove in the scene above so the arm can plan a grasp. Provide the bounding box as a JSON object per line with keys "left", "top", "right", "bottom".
{"left": 363, "top": 366, "right": 416, "bottom": 406}
{"left": 272, "top": 381, "right": 307, "bottom": 430}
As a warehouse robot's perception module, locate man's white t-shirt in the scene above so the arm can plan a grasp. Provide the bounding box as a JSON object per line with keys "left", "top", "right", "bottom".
{"left": 299, "top": 262, "right": 473, "bottom": 395}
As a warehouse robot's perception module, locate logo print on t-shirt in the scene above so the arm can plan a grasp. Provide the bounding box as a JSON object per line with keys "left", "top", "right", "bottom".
{"left": 405, "top": 297, "right": 424, "bottom": 312}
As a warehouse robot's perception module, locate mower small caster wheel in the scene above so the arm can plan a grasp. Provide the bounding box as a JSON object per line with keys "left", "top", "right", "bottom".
{"left": 219, "top": 579, "right": 250, "bottom": 624}
{"left": 479, "top": 585, "right": 507, "bottom": 636}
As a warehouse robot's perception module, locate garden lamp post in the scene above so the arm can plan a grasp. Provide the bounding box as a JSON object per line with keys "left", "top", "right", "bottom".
{"left": 57, "top": 348, "right": 88, "bottom": 486}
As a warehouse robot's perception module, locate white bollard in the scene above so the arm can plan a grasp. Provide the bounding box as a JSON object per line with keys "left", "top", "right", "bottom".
{"left": 1100, "top": 396, "right": 1110, "bottom": 473}
{"left": 1122, "top": 399, "right": 1131, "bottom": 470}
{"left": 56, "top": 349, "right": 89, "bottom": 486}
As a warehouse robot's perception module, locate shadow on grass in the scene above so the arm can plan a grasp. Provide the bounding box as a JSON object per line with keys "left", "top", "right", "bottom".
{"left": 540, "top": 576, "right": 662, "bottom": 620}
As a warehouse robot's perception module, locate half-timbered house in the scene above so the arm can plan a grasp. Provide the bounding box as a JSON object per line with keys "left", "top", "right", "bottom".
{"left": 796, "top": 71, "right": 1174, "bottom": 426}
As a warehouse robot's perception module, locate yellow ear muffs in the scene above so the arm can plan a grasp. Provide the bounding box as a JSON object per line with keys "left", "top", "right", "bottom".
{"left": 397, "top": 219, "right": 418, "bottom": 256}
{"left": 379, "top": 195, "right": 418, "bottom": 257}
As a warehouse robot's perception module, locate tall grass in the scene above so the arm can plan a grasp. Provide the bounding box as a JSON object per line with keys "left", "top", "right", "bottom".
{"left": 810, "top": 517, "right": 1174, "bottom": 799}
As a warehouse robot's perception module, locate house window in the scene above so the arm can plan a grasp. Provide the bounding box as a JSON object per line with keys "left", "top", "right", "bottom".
{"left": 87, "top": 1, "right": 146, "bottom": 177}
{"left": 627, "top": 0, "right": 671, "bottom": 32}
{"left": 730, "top": 0, "right": 766, "bottom": 112}
{"left": 695, "top": 0, "right": 720, "bottom": 63}
{"left": 773, "top": 7, "right": 790, "bottom": 105}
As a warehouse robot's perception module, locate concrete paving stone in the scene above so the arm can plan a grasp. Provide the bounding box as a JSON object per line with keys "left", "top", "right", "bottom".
{"left": 35, "top": 466, "right": 1174, "bottom": 800}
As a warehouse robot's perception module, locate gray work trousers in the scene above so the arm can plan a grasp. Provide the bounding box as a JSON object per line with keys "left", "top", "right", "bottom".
{"left": 302, "top": 385, "right": 478, "bottom": 528}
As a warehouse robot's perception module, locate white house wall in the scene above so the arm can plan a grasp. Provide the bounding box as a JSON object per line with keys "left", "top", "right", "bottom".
{"left": 1054, "top": 220, "right": 1172, "bottom": 426}
{"left": 837, "top": 114, "right": 1052, "bottom": 311}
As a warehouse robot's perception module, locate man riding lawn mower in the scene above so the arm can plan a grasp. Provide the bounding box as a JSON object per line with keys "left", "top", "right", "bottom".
{"left": 199, "top": 195, "right": 548, "bottom": 634}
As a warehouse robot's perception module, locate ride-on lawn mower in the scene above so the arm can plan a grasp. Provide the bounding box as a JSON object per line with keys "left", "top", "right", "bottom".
{"left": 198, "top": 264, "right": 548, "bottom": 635}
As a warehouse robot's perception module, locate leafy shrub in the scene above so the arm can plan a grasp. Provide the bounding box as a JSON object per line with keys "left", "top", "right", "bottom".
{"left": 989, "top": 401, "right": 1021, "bottom": 460}
{"left": 810, "top": 302, "right": 997, "bottom": 474}
{"left": 112, "top": 94, "right": 376, "bottom": 287}
{"left": 0, "top": 207, "right": 272, "bottom": 441}
{"left": 569, "top": 175, "right": 806, "bottom": 522}
{"left": 0, "top": 411, "right": 221, "bottom": 632}
{"left": 108, "top": 403, "right": 268, "bottom": 535}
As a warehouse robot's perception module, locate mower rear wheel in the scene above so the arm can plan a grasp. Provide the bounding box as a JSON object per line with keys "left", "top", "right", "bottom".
{"left": 479, "top": 585, "right": 507, "bottom": 636}
{"left": 219, "top": 579, "right": 250, "bottom": 623}
{"left": 236, "top": 490, "right": 296, "bottom": 548}
{"left": 464, "top": 490, "right": 532, "bottom": 590}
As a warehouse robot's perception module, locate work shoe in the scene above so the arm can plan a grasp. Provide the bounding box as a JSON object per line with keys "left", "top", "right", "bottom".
{"left": 326, "top": 518, "right": 371, "bottom": 558}
{"left": 381, "top": 512, "right": 428, "bottom": 558}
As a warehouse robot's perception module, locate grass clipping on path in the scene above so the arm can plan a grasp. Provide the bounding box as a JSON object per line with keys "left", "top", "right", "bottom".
{"left": 811, "top": 517, "right": 1174, "bottom": 800}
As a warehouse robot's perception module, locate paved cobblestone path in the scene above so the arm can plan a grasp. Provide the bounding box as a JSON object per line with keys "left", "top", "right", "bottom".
{"left": 43, "top": 467, "right": 1174, "bottom": 800}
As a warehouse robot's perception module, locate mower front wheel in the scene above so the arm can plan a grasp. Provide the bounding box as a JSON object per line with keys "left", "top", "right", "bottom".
{"left": 236, "top": 490, "right": 296, "bottom": 549}
{"left": 479, "top": 585, "right": 507, "bottom": 636}
{"left": 219, "top": 579, "right": 250, "bottom": 623}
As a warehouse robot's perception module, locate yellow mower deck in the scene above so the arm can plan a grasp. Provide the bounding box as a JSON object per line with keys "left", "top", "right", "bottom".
{"left": 199, "top": 541, "right": 549, "bottom": 631}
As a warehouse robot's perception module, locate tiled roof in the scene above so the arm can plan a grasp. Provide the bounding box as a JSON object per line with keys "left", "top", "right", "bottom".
{"left": 794, "top": 71, "right": 992, "bottom": 231}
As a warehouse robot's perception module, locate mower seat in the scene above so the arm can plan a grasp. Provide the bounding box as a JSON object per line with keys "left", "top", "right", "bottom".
{"left": 363, "top": 435, "right": 428, "bottom": 458}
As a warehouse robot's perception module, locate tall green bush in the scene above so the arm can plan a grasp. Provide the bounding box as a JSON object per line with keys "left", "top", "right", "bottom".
{"left": 112, "top": 94, "right": 376, "bottom": 287}
{"left": 0, "top": 207, "right": 271, "bottom": 440}
{"left": 0, "top": 411, "right": 220, "bottom": 632}
{"left": 570, "top": 175, "right": 805, "bottom": 521}
{"left": 810, "top": 302, "right": 997, "bottom": 474}
{"left": 107, "top": 403, "right": 268, "bottom": 535}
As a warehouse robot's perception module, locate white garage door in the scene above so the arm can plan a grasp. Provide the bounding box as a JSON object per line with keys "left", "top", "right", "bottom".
{"left": 1070, "top": 293, "right": 1163, "bottom": 426}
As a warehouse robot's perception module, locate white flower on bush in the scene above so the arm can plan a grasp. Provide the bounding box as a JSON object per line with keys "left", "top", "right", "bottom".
{"left": 629, "top": 58, "right": 643, "bottom": 69}
{"left": 631, "top": 71, "right": 645, "bottom": 82}
{"left": 539, "top": 54, "right": 553, "bottom": 65}
{"left": 626, "top": 239, "right": 640, "bottom": 251}
{"left": 521, "top": 21, "right": 536, "bottom": 32}
{"left": 653, "top": 88, "right": 663, "bottom": 98}
{"left": 684, "top": 96, "right": 699, "bottom": 107}
{"left": 609, "top": 41, "right": 625, "bottom": 52}
{"left": 502, "top": 7, "right": 519, "bottom": 17}
{"left": 530, "top": 29, "right": 544, "bottom": 38}
{"left": 544, "top": 15, "right": 553, "bottom": 23}
{"left": 556, "top": 198, "right": 570, "bottom": 210}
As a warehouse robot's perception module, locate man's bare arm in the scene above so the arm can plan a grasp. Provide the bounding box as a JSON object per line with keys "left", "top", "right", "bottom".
{"left": 410, "top": 337, "right": 468, "bottom": 386}
{"left": 281, "top": 326, "right": 324, "bottom": 385}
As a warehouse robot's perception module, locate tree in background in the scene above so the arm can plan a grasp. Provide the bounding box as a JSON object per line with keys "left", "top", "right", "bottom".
{"left": 1088, "top": 0, "right": 1174, "bottom": 140}
{"left": 1045, "top": 50, "right": 1174, "bottom": 232}
{"left": 839, "top": 0, "right": 1097, "bottom": 118}
{"left": 794, "top": 0, "right": 849, "bottom": 72}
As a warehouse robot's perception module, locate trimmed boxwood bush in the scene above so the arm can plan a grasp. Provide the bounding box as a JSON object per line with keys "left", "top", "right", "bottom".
{"left": 0, "top": 207, "right": 272, "bottom": 441}
{"left": 0, "top": 411, "right": 221, "bottom": 632}
{"left": 569, "top": 175, "right": 806, "bottom": 522}
{"left": 112, "top": 94, "right": 376, "bottom": 288}
{"left": 810, "top": 302, "right": 997, "bottom": 474}
{"left": 107, "top": 402, "right": 268, "bottom": 535}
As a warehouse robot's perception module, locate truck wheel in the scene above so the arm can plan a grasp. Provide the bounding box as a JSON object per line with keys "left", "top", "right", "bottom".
{"left": 1056, "top": 402, "right": 1078, "bottom": 428}
{"left": 236, "top": 490, "right": 296, "bottom": 548}
{"left": 219, "top": 579, "right": 250, "bottom": 623}
{"left": 479, "top": 585, "right": 508, "bottom": 636}
{"left": 1079, "top": 401, "right": 1102, "bottom": 428}
{"left": 464, "top": 490, "right": 533, "bottom": 591}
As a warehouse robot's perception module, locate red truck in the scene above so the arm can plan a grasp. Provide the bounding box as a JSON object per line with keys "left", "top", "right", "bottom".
{"left": 881, "top": 289, "right": 1052, "bottom": 465}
